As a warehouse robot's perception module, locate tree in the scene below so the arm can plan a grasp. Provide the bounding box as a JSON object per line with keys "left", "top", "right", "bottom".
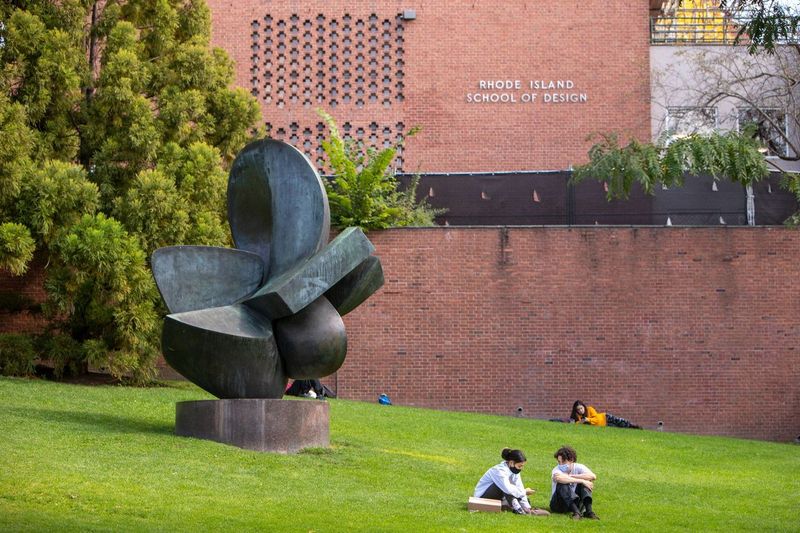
{"left": 720, "top": 1, "right": 800, "bottom": 52}
{"left": 0, "top": 1, "right": 260, "bottom": 382}
{"left": 572, "top": 130, "right": 769, "bottom": 200}
{"left": 653, "top": 45, "right": 799, "bottom": 167}
{"left": 318, "top": 110, "right": 445, "bottom": 230}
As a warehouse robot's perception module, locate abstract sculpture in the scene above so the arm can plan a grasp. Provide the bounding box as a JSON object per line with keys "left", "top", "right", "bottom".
{"left": 151, "top": 139, "right": 384, "bottom": 399}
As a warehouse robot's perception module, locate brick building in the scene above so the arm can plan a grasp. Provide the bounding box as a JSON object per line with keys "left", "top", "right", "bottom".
{"left": 207, "top": 0, "right": 652, "bottom": 172}
{"left": 207, "top": 0, "right": 798, "bottom": 225}
{"left": 651, "top": 1, "right": 800, "bottom": 173}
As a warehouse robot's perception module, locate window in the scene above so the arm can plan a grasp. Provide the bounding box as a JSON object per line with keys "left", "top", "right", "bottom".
{"left": 737, "top": 108, "right": 788, "bottom": 157}
{"left": 665, "top": 107, "right": 718, "bottom": 137}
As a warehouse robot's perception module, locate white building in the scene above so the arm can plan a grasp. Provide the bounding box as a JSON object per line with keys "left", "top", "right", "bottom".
{"left": 650, "top": 0, "right": 800, "bottom": 173}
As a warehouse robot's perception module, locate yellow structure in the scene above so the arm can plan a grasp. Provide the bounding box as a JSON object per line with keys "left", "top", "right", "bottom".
{"left": 676, "top": 0, "right": 726, "bottom": 41}
{"left": 653, "top": 0, "right": 734, "bottom": 43}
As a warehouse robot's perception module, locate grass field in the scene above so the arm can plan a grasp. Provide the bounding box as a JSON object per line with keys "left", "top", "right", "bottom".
{"left": 1, "top": 376, "right": 798, "bottom": 532}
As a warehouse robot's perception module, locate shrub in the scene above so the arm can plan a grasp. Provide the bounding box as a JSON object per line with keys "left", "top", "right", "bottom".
{"left": 0, "top": 333, "right": 37, "bottom": 377}
{"left": 44, "top": 214, "right": 160, "bottom": 384}
{"left": 318, "top": 110, "right": 445, "bottom": 230}
{"left": 36, "top": 333, "right": 86, "bottom": 379}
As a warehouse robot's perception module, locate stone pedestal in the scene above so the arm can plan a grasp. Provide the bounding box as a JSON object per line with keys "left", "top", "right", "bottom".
{"left": 175, "top": 399, "right": 329, "bottom": 453}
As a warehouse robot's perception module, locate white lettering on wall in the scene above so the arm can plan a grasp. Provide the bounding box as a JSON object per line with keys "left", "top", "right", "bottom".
{"left": 478, "top": 80, "right": 522, "bottom": 90}
{"left": 465, "top": 78, "right": 589, "bottom": 105}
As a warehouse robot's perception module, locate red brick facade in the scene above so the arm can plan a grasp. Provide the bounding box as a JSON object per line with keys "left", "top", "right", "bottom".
{"left": 334, "top": 227, "right": 800, "bottom": 442}
{"left": 207, "top": 0, "right": 651, "bottom": 172}
{"left": 3, "top": 228, "right": 798, "bottom": 441}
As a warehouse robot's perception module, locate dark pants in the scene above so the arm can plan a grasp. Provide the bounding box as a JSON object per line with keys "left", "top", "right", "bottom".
{"left": 550, "top": 483, "right": 592, "bottom": 514}
{"left": 606, "top": 413, "right": 636, "bottom": 428}
{"left": 285, "top": 379, "right": 322, "bottom": 397}
{"left": 480, "top": 483, "right": 525, "bottom": 510}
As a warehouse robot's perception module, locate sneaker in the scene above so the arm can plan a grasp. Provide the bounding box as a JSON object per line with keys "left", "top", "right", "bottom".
{"left": 531, "top": 508, "right": 550, "bottom": 516}
{"left": 584, "top": 511, "right": 600, "bottom": 520}
{"left": 572, "top": 512, "right": 582, "bottom": 521}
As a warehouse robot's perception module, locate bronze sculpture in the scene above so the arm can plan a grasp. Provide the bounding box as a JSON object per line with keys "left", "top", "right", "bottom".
{"left": 151, "top": 139, "right": 383, "bottom": 399}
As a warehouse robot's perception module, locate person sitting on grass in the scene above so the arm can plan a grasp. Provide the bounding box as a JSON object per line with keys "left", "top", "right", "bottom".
{"left": 550, "top": 445, "right": 599, "bottom": 520}
{"left": 285, "top": 379, "right": 328, "bottom": 399}
{"left": 570, "top": 400, "right": 641, "bottom": 429}
{"left": 473, "top": 448, "right": 549, "bottom": 516}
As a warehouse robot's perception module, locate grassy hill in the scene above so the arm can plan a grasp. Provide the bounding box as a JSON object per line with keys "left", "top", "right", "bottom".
{"left": 0, "top": 377, "right": 797, "bottom": 532}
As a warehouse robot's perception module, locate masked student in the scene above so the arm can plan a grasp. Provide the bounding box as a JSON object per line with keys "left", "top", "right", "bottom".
{"left": 473, "top": 448, "right": 549, "bottom": 516}
{"left": 550, "top": 445, "right": 599, "bottom": 520}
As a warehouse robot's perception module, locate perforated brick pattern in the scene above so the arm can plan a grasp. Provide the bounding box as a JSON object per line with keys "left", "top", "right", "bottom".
{"left": 265, "top": 120, "right": 408, "bottom": 170}
{"left": 251, "top": 13, "right": 404, "bottom": 108}
{"left": 249, "top": 11, "right": 406, "bottom": 169}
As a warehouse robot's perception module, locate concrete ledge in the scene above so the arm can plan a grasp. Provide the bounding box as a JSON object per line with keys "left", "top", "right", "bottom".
{"left": 175, "top": 399, "right": 329, "bottom": 453}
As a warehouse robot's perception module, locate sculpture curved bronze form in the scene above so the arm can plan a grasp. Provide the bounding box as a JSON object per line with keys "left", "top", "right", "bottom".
{"left": 151, "top": 139, "right": 384, "bottom": 398}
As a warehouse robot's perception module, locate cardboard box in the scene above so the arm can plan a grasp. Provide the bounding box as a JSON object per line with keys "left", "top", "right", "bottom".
{"left": 467, "top": 496, "right": 502, "bottom": 512}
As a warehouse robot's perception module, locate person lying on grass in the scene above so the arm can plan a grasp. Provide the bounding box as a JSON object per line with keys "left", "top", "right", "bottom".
{"left": 550, "top": 445, "right": 599, "bottom": 520}
{"left": 473, "top": 448, "right": 549, "bottom": 516}
{"left": 570, "top": 400, "right": 641, "bottom": 429}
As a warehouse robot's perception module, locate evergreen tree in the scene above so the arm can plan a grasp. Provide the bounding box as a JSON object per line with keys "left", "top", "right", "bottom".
{"left": 0, "top": 0, "right": 260, "bottom": 382}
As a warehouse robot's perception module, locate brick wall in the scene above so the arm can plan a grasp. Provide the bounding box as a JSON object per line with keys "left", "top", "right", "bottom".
{"left": 0, "top": 254, "right": 48, "bottom": 334}
{"left": 207, "top": 0, "right": 651, "bottom": 172}
{"left": 3, "top": 228, "right": 797, "bottom": 441}
{"left": 334, "top": 227, "right": 800, "bottom": 442}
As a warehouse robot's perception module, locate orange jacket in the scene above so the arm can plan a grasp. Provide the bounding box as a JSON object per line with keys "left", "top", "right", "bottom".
{"left": 577, "top": 406, "right": 607, "bottom": 426}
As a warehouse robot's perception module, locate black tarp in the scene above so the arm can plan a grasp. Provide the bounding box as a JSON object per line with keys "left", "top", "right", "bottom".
{"left": 396, "top": 172, "right": 797, "bottom": 226}
{"left": 753, "top": 174, "right": 798, "bottom": 225}
{"left": 651, "top": 174, "right": 747, "bottom": 226}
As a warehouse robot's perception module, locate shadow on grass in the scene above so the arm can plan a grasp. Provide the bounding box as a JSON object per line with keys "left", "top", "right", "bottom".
{"left": 5, "top": 406, "right": 174, "bottom": 436}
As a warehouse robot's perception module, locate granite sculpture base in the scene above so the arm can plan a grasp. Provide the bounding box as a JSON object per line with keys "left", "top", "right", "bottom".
{"left": 175, "top": 399, "right": 329, "bottom": 453}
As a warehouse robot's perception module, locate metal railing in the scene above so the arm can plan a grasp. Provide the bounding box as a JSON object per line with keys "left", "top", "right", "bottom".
{"left": 651, "top": 9, "right": 739, "bottom": 44}
{"left": 652, "top": 7, "right": 800, "bottom": 45}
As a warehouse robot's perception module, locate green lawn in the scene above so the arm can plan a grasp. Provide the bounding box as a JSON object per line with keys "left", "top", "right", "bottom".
{"left": 0, "top": 377, "right": 797, "bottom": 532}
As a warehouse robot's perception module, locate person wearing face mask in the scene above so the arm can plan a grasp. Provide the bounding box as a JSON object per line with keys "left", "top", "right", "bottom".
{"left": 473, "top": 448, "right": 550, "bottom": 516}
{"left": 550, "top": 445, "right": 599, "bottom": 520}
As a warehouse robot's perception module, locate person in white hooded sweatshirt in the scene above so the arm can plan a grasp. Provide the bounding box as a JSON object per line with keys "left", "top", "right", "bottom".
{"left": 473, "top": 448, "right": 549, "bottom": 516}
